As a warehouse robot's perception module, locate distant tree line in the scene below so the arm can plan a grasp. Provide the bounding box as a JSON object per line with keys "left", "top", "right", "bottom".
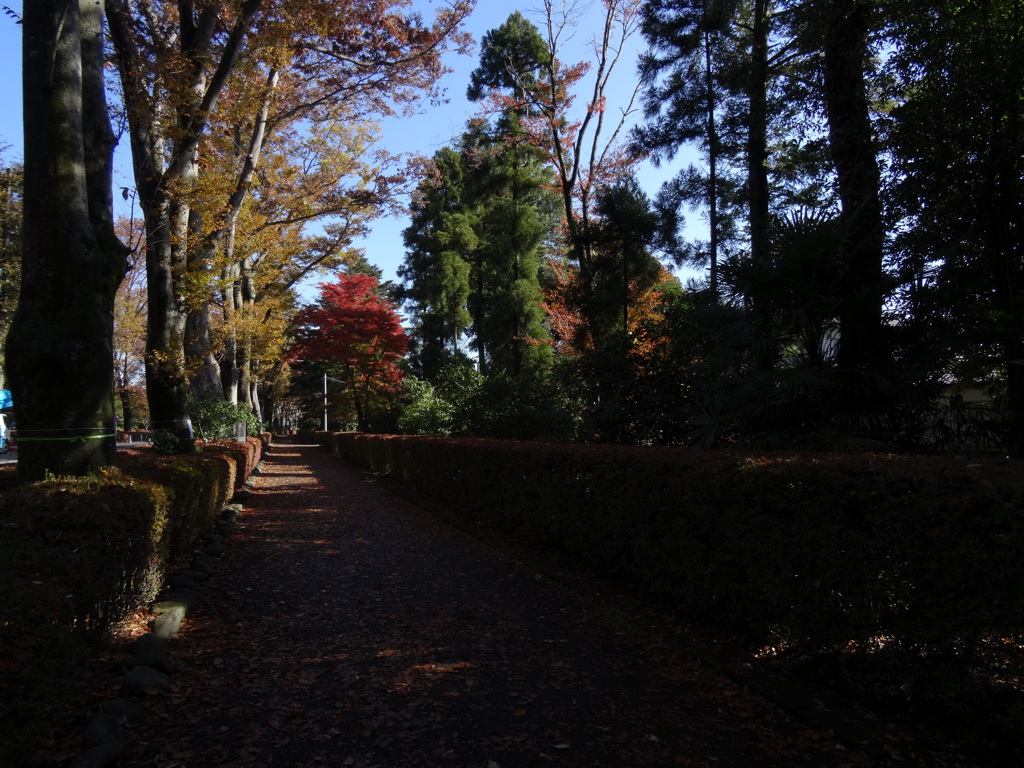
{"left": 391, "top": 1, "right": 1024, "bottom": 458}
{"left": 8, "top": 1, "right": 1022, "bottom": 481}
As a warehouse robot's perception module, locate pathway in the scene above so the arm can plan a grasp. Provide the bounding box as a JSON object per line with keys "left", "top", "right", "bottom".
{"left": 120, "top": 440, "right": 887, "bottom": 767}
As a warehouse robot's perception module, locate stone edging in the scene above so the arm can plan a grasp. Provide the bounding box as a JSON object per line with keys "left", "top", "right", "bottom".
{"left": 69, "top": 455, "right": 267, "bottom": 768}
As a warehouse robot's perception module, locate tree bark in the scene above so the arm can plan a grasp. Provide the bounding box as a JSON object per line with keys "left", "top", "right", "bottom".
{"left": 747, "top": 0, "right": 772, "bottom": 370}
{"left": 221, "top": 257, "right": 242, "bottom": 406}
{"left": 8, "top": 0, "right": 128, "bottom": 481}
{"left": 977, "top": 2, "right": 1024, "bottom": 457}
{"left": 106, "top": 0, "right": 263, "bottom": 449}
{"left": 824, "top": 0, "right": 885, "bottom": 373}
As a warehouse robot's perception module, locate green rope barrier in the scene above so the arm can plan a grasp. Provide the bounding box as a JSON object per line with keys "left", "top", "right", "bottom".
{"left": 16, "top": 434, "right": 117, "bottom": 443}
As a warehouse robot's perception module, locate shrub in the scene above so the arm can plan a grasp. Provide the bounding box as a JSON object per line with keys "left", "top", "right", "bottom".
{"left": 188, "top": 393, "right": 262, "bottom": 441}
{"left": 0, "top": 451, "right": 235, "bottom": 764}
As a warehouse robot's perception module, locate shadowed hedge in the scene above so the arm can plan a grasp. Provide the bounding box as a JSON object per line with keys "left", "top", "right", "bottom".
{"left": 0, "top": 444, "right": 256, "bottom": 763}
{"left": 323, "top": 432, "right": 1024, "bottom": 755}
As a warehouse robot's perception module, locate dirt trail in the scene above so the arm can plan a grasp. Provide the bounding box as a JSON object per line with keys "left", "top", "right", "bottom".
{"left": 120, "top": 440, "right": 881, "bottom": 767}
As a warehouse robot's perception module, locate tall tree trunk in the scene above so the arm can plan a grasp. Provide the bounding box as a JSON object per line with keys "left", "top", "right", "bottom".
{"left": 185, "top": 299, "right": 224, "bottom": 398}
{"left": 190, "top": 66, "right": 278, "bottom": 403}
{"left": 824, "top": 0, "right": 885, "bottom": 373}
{"left": 978, "top": 2, "right": 1024, "bottom": 457}
{"left": 704, "top": 28, "right": 720, "bottom": 300}
{"left": 748, "top": 0, "right": 772, "bottom": 370}
{"left": 748, "top": 0, "right": 770, "bottom": 271}
{"left": 119, "top": 388, "right": 134, "bottom": 433}
{"left": 239, "top": 261, "right": 257, "bottom": 407}
{"left": 9, "top": 0, "right": 128, "bottom": 481}
{"left": 184, "top": 239, "right": 224, "bottom": 400}
{"left": 143, "top": 198, "right": 192, "bottom": 445}
{"left": 221, "top": 257, "right": 241, "bottom": 406}
{"left": 106, "top": 0, "right": 263, "bottom": 450}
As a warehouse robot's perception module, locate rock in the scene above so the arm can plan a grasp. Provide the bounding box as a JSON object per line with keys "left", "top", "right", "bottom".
{"left": 191, "top": 550, "right": 218, "bottom": 573}
{"left": 100, "top": 698, "right": 149, "bottom": 722}
{"left": 214, "top": 520, "right": 234, "bottom": 536}
{"left": 131, "top": 634, "right": 169, "bottom": 656}
{"left": 168, "top": 573, "right": 203, "bottom": 591}
{"left": 154, "top": 589, "right": 199, "bottom": 614}
{"left": 150, "top": 605, "right": 186, "bottom": 640}
{"left": 201, "top": 538, "right": 225, "bottom": 558}
{"left": 70, "top": 744, "right": 122, "bottom": 768}
{"left": 175, "top": 568, "right": 210, "bottom": 583}
{"left": 83, "top": 712, "right": 124, "bottom": 750}
{"left": 125, "top": 650, "right": 175, "bottom": 674}
{"left": 122, "top": 665, "right": 171, "bottom": 696}
{"left": 220, "top": 508, "right": 239, "bottom": 523}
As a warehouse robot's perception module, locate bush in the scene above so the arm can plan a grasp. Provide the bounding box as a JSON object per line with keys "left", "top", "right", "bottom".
{"left": 188, "top": 394, "right": 262, "bottom": 441}
{"left": 330, "top": 433, "right": 1024, "bottom": 741}
{"left": 0, "top": 450, "right": 237, "bottom": 764}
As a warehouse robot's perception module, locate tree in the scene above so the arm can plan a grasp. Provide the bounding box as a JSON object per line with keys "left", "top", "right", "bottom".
{"left": 107, "top": 0, "right": 264, "bottom": 447}
{"left": 634, "top": 1, "right": 837, "bottom": 304}
{"left": 6, "top": 0, "right": 128, "bottom": 481}
{"left": 113, "top": 219, "right": 149, "bottom": 432}
{"left": 106, "top": 0, "right": 472, "bottom": 448}
{"left": 883, "top": 0, "right": 1024, "bottom": 456}
{"left": 401, "top": 122, "right": 557, "bottom": 380}
{"left": 467, "top": 4, "right": 647, "bottom": 341}
{"left": 635, "top": 0, "right": 744, "bottom": 298}
{"left": 822, "top": 0, "right": 885, "bottom": 374}
{"left": 208, "top": 117, "right": 391, "bottom": 418}
{"left": 461, "top": 120, "right": 555, "bottom": 377}
{"left": 0, "top": 156, "right": 22, "bottom": 387}
{"left": 290, "top": 273, "right": 408, "bottom": 431}
{"left": 400, "top": 146, "right": 476, "bottom": 379}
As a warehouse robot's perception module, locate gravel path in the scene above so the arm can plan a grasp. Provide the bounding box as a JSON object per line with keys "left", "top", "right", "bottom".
{"left": 121, "top": 440, "right": 878, "bottom": 768}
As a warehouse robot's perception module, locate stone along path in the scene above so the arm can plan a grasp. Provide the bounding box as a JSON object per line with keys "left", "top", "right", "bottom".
{"left": 121, "top": 439, "right": 876, "bottom": 768}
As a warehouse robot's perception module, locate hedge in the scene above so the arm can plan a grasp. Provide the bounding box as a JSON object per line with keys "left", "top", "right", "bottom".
{"left": 326, "top": 433, "right": 1024, "bottom": 657}
{"left": 0, "top": 445, "right": 252, "bottom": 763}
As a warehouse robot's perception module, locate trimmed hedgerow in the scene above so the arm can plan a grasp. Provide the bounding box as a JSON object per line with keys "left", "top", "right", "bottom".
{"left": 0, "top": 448, "right": 241, "bottom": 764}
{"left": 329, "top": 434, "right": 1024, "bottom": 671}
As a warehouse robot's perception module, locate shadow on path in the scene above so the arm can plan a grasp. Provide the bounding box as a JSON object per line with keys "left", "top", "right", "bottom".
{"left": 119, "top": 440, "right": 933, "bottom": 767}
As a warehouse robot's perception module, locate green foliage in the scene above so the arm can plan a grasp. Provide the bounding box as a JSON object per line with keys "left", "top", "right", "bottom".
{"left": 152, "top": 427, "right": 191, "bottom": 456}
{"left": 188, "top": 394, "right": 262, "bottom": 442}
{"left": 395, "top": 376, "right": 460, "bottom": 436}
{"left": 0, "top": 157, "right": 22, "bottom": 382}
{"left": 401, "top": 122, "right": 557, "bottom": 380}
{"left": 466, "top": 11, "right": 550, "bottom": 105}
{"left": 392, "top": 363, "right": 580, "bottom": 442}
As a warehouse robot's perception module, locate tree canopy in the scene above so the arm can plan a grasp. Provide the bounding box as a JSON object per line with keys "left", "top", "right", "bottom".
{"left": 10, "top": 0, "right": 1023, "bottom": 461}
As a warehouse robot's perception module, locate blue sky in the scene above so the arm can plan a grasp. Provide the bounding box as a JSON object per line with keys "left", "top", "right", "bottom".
{"left": 0, "top": 2, "right": 696, "bottom": 290}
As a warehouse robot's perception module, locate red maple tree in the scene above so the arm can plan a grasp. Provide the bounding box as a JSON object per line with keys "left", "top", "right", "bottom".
{"left": 290, "top": 273, "right": 408, "bottom": 429}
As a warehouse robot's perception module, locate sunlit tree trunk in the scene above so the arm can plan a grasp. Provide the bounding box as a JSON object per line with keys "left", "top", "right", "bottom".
{"left": 239, "top": 261, "right": 258, "bottom": 408}
{"left": 221, "top": 255, "right": 241, "bottom": 406}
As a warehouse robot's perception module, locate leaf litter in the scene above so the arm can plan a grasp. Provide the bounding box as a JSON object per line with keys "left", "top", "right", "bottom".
{"left": 55, "top": 440, "right": 976, "bottom": 767}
